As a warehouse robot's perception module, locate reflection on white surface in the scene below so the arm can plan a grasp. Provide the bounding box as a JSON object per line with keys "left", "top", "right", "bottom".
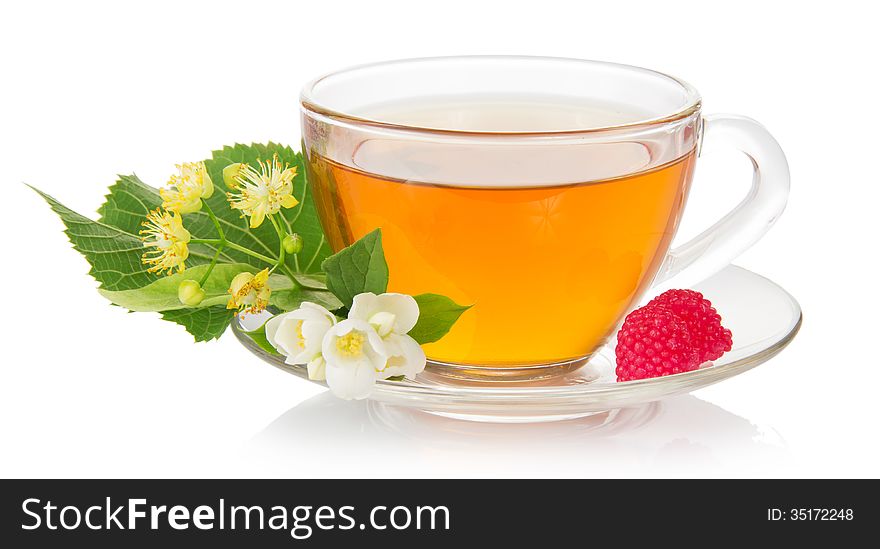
{"left": 242, "top": 393, "right": 787, "bottom": 478}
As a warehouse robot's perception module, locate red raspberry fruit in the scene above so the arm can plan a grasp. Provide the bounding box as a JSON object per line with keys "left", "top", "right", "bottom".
{"left": 647, "top": 289, "right": 733, "bottom": 363}
{"left": 615, "top": 307, "right": 701, "bottom": 382}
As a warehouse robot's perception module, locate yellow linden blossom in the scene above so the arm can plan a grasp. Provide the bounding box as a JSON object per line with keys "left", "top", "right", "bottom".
{"left": 160, "top": 161, "right": 214, "bottom": 214}
{"left": 226, "top": 268, "right": 271, "bottom": 314}
{"left": 140, "top": 209, "right": 191, "bottom": 275}
{"left": 226, "top": 155, "right": 299, "bottom": 228}
{"left": 222, "top": 163, "right": 246, "bottom": 189}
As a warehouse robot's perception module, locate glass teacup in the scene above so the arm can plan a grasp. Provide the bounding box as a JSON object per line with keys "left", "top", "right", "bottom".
{"left": 301, "top": 56, "right": 789, "bottom": 380}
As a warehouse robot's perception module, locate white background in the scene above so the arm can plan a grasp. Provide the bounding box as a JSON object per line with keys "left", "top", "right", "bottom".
{"left": 1, "top": 0, "right": 877, "bottom": 478}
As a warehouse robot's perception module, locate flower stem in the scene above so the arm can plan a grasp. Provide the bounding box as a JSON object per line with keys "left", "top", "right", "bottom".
{"left": 193, "top": 199, "right": 296, "bottom": 287}
{"left": 198, "top": 245, "right": 223, "bottom": 286}
{"left": 194, "top": 198, "right": 278, "bottom": 267}
{"left": 201, "top": 199, "right": 225, "bottom": 241}
{"left": 268, "top": 215, "right": 301, "bottom": 288}
{"left": 223, "top": 241, "right": 278, "bottom": 265}
{"left": 269, "top": 213, "right": 288, "bottom": 240}
{"left": 268, "top": 215, "right": 286, "bottom": 274}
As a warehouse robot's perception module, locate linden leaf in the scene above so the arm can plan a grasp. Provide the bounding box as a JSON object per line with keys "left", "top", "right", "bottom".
{"left": 35, "top": 143, "right": 334, "bottom": 341}
{"left": 97, "top": 263, "right": 257, "bottom": 312}
{"left": 201, "top": 143, "right": 332, "bottom": 275}
{"left": 32, "top": 186, "right": 162, "bottom": 291}
{"left": 96, "top": 174, "right": 163, "bottom": 234}
{"left": 160, "top": 307, "right": 235, "bottom": 342}
{"left": 93, "top": 144, "right": 332, "bottom": 279}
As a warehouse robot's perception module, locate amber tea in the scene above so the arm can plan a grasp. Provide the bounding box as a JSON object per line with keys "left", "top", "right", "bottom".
{"left": 306, "top": 96, "right": 696, "bottom": 367}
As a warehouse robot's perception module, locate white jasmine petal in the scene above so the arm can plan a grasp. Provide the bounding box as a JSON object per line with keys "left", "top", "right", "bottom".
{"left": 380, "top": 333, "right": 427, "bottom": 379}
{"left": 350, "top": 292, "right": 419, "bottom": 335}
{"left": 265, "top": 303, "right": 336, "bottom": 365}
{"left": 264, "top": 313, "right": 284, "bottom": 347}
{"left": 349, "top": 293, "right": 380, "bottom": 323}
{"left": 368, "top": 311, "right": 396, "bottom": 337}
{"left": 301, "top": 321, "right": 331, "bottom": 349}
{"left": 325, "top": 359, "right": 377, "bottom": 400}
{"left": 376, "top": 293, "right": 419, "bottom": 334}
{"left": 307, "top": 356, "right": 326, "bottom": 381}
{"left": 321, "top": 319, "right": 389, "bottom": 400}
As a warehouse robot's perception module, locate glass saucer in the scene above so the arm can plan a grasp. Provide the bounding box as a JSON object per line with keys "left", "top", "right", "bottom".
{"left": 232, "top": 265, "right": 801, "bottom": 423}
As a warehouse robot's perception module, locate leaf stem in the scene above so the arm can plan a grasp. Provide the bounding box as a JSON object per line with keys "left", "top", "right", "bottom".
{"left": 190, "top": 238, "right": 223, "bottom": 245}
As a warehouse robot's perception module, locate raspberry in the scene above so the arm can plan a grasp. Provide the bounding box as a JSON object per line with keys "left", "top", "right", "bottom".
{"left": 615, "top": 307, "right": 701, "bottom": 382}
{"left": 647, "top": 289, "right": 732, "bottom": 363}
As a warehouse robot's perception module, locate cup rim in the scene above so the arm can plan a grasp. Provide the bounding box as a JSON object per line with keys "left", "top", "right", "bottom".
{"left": 300, "top": 55, "right": 702, "bottom": 137}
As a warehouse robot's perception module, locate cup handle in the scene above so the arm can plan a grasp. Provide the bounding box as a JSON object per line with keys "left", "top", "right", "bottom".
{"left": 651, "top": 114, "right": 790, "bottom": 292}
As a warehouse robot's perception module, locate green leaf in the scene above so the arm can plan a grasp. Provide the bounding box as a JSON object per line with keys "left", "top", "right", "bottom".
{"left": 97, "top": 263, "right": 255, "bottom": 312}
{"left": 35, "top": 143, "right": 334, "bottom": 341}
{"left": 97, "top": 174, "right": 163, "bottom": 233}
{"left": 200, "top": 143, "right": 332, "bottom": 274}
{"left": 92, "top": 144, "right": 333, "bottom": 279}
{"left": 242, "top": 322, "right": 281, "bottom": 356}
{"left": 410, "top": 293, "right": 472, "bottom": 344}
{"left": 270, "top": 288, "right": 343, "bottom": 312}
{"left": 95, "top": 173, "right": 219, "bottom": 269}
{"left": 292, "top": 273, "right": 329, "bottom": 290}
{"left": 33, "top": 183, "right": 227, "bottom": 340}
{"left": 321, "top": 229, "right": 388, "bottom": 308}
{"left": 160, "top": 306, "right": 234, "bottom": 342}
{"left": 96, "top": 267, "right": 338, "bottom": 314}
{"left": 385, "top": 375, "right": 406, "bottom": 382}
{"left": 31, "top": 186, "right": 162, "bottom": 291}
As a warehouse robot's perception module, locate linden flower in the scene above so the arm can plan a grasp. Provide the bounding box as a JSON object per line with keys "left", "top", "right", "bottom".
{"left": 226, "top": 155, "right": 299, "bottom": 228}
{"left": 160, "top": 161, "right": 214, "bottom": 214}
{"left": 140, "top": 209, "right": 191, "bottom": 275}
{"left": 222, "top": 163, "right": 245, "bottom": 189}
{"left": 226, "top": 268, "right": 271, "bottom": 314}
{"left": 265, "top": 303, "right": 337, "bottom": 377}
{"left": 349, "top": 292, "right": 426, "bottom": 379}
{"left": 321, "top": 319, "right": 389, "bottom": 400}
